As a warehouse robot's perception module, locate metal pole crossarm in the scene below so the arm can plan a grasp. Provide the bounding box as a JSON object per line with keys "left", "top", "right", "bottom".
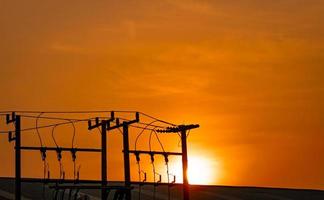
{"left": 127, "top": 150, "right": 182, "bottom": 156}
{"left": 21, "top": 178, "right": 102, "bottom": 184}
{"left": 19, "top": 146, "right": 102, "bottom": 152}
{"left": 156, "top": 124, "right": 200, "bottom": 133}
{"left": 106, "top": 118, "right": 122, "bottom": 130}
{"left": 20, "top": 178, "right": 179, "bottom": 186}
{"left": 6, "top": 112, "right": 16, "bottom": 124}
{"left": 0, "top": 111, "right": 195, "bottom": 200}
{"left": 123, "top": 112, "right": 140, "bottom": 125}
{"left": 107, "top": 112, "right": 139, "bottom": 131}
{"left": 88, "top": 112, "right": 115, "bottom": 130}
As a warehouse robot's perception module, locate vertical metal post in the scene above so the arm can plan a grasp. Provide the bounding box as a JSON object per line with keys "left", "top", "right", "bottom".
{"left": 15, "top": 115, "right": 21, "bottom": 200}
{"left": 122, "top": 123, "right": 131, "bottom": 200}
{"left": 181, "top": 129, "right": 189, "bottom": 200}
{"left": 101, "top": 121, "right": 107, "bottom": 200}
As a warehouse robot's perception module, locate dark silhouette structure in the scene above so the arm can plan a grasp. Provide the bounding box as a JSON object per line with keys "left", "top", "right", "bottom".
{"left": 0, "top": 111, "right": 199, "bottom": 200}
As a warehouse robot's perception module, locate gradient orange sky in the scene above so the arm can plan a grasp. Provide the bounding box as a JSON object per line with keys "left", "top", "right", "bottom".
{"left": 0, "top": 0, "right": 324, "bottom": 190}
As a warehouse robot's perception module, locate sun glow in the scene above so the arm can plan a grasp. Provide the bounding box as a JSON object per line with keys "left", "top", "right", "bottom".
{"left": 188, "top": 156, "right": 216, "bottom": 185}
{"left": 169, "top": 155, "right": 218, "bottom": 185}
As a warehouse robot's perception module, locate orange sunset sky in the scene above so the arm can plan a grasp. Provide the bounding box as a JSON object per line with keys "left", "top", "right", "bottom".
{"left": 0, "top": 0, "right": 324, "bottom": 190}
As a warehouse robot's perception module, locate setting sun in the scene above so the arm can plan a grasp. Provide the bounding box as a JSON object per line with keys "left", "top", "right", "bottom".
{"left": 168, "top": 155, "right": 218, "bottom": 185}
{"left": 188, "top": 156, "right": 217, "bottom": 185}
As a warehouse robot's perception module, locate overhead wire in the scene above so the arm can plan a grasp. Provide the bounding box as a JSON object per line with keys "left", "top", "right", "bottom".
{"left": 118, "top": 117, "right": 167, "bottom": 129}
{"left": 51, "top": 124, "right": 65, "bottom": 181}
{"left": 51, "top": 124, "right": 59, "bottom": 148}
{"left": 149, "top": 129, "right": 173, "bottom": 200}
{"left": 0, "top": 118, "right": 161, "bottom": 133}
{"left": 0, "top": 110, "right": 135, "bottom": 114}
{"left": 68, "top": 119, "right": 79, "bottom": 181}
{"left": 134, "top": 120, "right": 158, "bottom": 200}
{"left": 139, "top": 112, "right": 177, "bottom": 126}
{"left": 0, "top": 110, "right": 183, "bottom": 199}
{"left": 0, "top": 111, "right": 176, "bottom": 134}
{"left": 148, "top": 128, "right": 159, "bottom": 200}
{"left": 134, "top": 120, "right": 158, "bottom": 151}
{"left": 36, "top": 112, "right": 44, "bottom": 147}
{"left": 0, "top": 110, "right": 177, "bottom": 126}
{"left": 69, "top": 120, "right": 76, "bottom": 149}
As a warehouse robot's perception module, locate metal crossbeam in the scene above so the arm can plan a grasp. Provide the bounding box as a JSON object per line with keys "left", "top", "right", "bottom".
{"left": 107, "top": 112, "right": 139, "bottom": 131}
{"left": 128, "top": 150, "right": 182, "bottom": 156}
{"left": 88, "top": 112, "right": 115, "bottom": 130}
{"left": 19, "top": 146, "right": 101, "bottom": 152}
{"left": 156, "top": 124, "right": 199, "bottom": 133}
{"left": 0, "top": 111, "right": 198, "bottom": 200}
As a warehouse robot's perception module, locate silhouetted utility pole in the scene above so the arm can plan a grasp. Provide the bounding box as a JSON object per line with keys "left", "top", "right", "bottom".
{"left": 88, "top": 115, "right": 115, "bottom": 200}
{"left": 123, "top": 123, "right": 131, "bottom": 200}
{"left": 181, "top": 129, "right": 189, "bottom": 200}
{"left": 6, "top": 113, "right": 21, "bottom": 200}
{"left": 15, "top": 115, "right": 21, "bottom": 200}
{"left": 106, "top": 112, "right": 139, "bottom": 200}
{"left": 157, "top": 124, "right": 199, "bottom": 200}
{"left": 1, "top": 111, "right": 199, "bottom": 200}
{"left": 101, "top": 120, "right": 108, "bottom": 200}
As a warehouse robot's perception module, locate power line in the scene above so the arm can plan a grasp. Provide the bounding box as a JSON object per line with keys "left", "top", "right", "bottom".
{"left": 0, "top": 110, "right": 197, "bottom": 200}
{"left": 0, "top": 110, "right": 177, "bottom": 126}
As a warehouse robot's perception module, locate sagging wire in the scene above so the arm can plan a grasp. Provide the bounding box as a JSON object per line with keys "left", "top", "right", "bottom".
{"left": 0, "top": 116, "right": 163, "bottom": 133}
{"left": 139, "top": 112, "right": 177, "bottom": 127}
{"left": 118, "top": 117, "right": 167, "bottom": 129}
{"left": 52, "top": 119, "right": 80, "bottom": 182}
{"left": 0, "top": 111, "right": 177, "bottom": 134}
{"left": 130, "top": 120, "right": 158, "bottom": 200}
{"left": 135, "top": 120, "right": 158, "bottom": 151}
{"left": 11, "top": 110, "right": 176, "bottom": 126}
{"left": 15, "top": 119, "right": 86, "bottom": 133}
{"left": 51, "top": 124, "right": 59, "bottom": 148}
{"left": 149, "top": 129, "right": 173, "bottom": 200}
{"left": 51, "top": 124, "right": 65, "bottom": 181}
{"left": 36, "top": 112, "right": 44, "bottom": 147}
{"left": 69, "top": 119, "right": 76, "bottom": 149}
{"left": 148, "top": 128, "right": 160, "bottom": 200}
{"left": 68, "top": 119, "right": 81, "bottom": 182}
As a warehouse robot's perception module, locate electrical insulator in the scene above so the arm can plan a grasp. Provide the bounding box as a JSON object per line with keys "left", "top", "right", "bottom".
{"left": 71, "top": 149, "right": 77, "bottom": 161}
{"left": 150, "top": 153, "right": 155, "bottom": 163}
{"left": 56, "top": 149, "right": 62, "bottom": 161}
{"left": 163, "top": 154, "right": 169, "bottom": 164}
{"left": 135, "top": 152, "right": 140, "bottom": 162}
{"left": 40, "top": 148, "right": 46, "bottom": 161}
